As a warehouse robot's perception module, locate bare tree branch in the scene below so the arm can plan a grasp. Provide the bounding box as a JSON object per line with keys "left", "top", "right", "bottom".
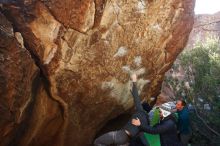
{"left": 193, "top": 102, "right": 220, "bottom": 136}
{"left": 194, "top": 20, "right": 220, "bottom": 28}
{"left": 183, "top": 67, "right": 220, "bottom": 137}
{"left": 186, "top": 90, "right": 220, "bottom": 137}
{"left": 202, "top": 27, "right": 220, "bottom": 32}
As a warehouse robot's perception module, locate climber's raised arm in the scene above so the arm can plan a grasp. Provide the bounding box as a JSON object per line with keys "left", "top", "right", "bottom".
{"left": 130, "top": 73, "right": 144, "bottom": 112}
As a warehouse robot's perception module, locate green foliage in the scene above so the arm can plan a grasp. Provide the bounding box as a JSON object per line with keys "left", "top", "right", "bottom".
{"left": 180, "top": 38, "right": 220, "bottom": 96}
{"left": 165, "top": 37, "right": 220, "bottom": 144}
{"left": 180, "top": 38, "right": 220, "bottom": 99}
{"left": 181, "top": 38, "right": 220, "bottom": 122}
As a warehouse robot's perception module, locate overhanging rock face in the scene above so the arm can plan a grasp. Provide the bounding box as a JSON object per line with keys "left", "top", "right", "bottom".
{"left": 0, "top": 0, "right": 195, "bottom": 145}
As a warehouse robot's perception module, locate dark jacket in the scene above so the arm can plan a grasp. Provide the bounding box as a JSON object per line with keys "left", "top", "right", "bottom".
{"left": 124, "top": 82, "right": 149, "bottom": 137}
{"left": 129, "top": 132, "right": 149, "bottom": 146}
{"left": 140, "top": 115, "right": 182, "bottom": 146}
{"left": 177, "top": 107, "right": 191, "bottom": 135}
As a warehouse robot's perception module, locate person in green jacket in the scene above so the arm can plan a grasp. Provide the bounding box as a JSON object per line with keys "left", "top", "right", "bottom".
{"left": 132, "top": 102, "right": 182, "bottom": 146}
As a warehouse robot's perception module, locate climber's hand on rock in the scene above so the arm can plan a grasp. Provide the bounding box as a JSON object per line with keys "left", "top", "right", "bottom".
{"left": 130, "top": 73, "right": 137, "bottom": 82}
{"left": 132, "top": 118, "right": 141, "bottom": 126}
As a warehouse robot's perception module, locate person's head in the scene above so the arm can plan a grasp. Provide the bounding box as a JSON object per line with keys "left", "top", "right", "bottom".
{"left": 159, "top": 102, "right": 176, "bottom": 119}
{"left": 176, "top": 99, "right": 186, "bottom": 111}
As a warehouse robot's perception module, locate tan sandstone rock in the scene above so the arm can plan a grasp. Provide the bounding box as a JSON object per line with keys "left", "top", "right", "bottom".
{"left": 0, "top": 11, "right": 38, "bottom": 145}
{"left": 0, "top": 0, "right": 195, "bottom": 145}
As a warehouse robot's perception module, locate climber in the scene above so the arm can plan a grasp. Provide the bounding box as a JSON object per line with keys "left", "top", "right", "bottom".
{"left": 129, "top": 106, "right": 161, "bottom": 146}
{"left": 132, "top": 102, "right": 183, "bottom": 146}
{"left": 94, "top": 73, "right": 150, "bottom": 146}
{"left": 176, "top": 99, "right": 192, "bottom": 146}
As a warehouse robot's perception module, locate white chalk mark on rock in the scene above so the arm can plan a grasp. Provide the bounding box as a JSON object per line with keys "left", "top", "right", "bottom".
{"left": 122, "top": 65, "right": 131, "bottom": 74}
{"left": 101, "top": 81, "right": 114, "bottom": 90}
{"left": 114, "top": 46, "right": 128, "bottom": 58}
{"left": 137, "top": 0, "right": 147, "bottom": 13}
{"left": 134, "top": 56, "right": 142, "bottom": 66}
{"left": 136, "top": 67, "right": 146, "bottom": 76}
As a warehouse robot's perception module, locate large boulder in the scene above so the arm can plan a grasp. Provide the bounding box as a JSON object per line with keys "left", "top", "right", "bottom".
{"left": 0, "top": 0, "right": 195, "bottom": 145}
{"left": 0, "top": 11, "right": 38, "bottom": 145}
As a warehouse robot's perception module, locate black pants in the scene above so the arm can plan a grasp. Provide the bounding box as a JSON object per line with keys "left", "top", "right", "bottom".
{"left": 129, "top": 132, "right": 149, "bottom": 146}
{"left": 94, "top": 130, "right": 129, "bottom": 146}
{"left": 129, "top": 137, "right": 145, "bottom": 146}
{"left": 180, "top": 133, "right": 192, "bottom": 146}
